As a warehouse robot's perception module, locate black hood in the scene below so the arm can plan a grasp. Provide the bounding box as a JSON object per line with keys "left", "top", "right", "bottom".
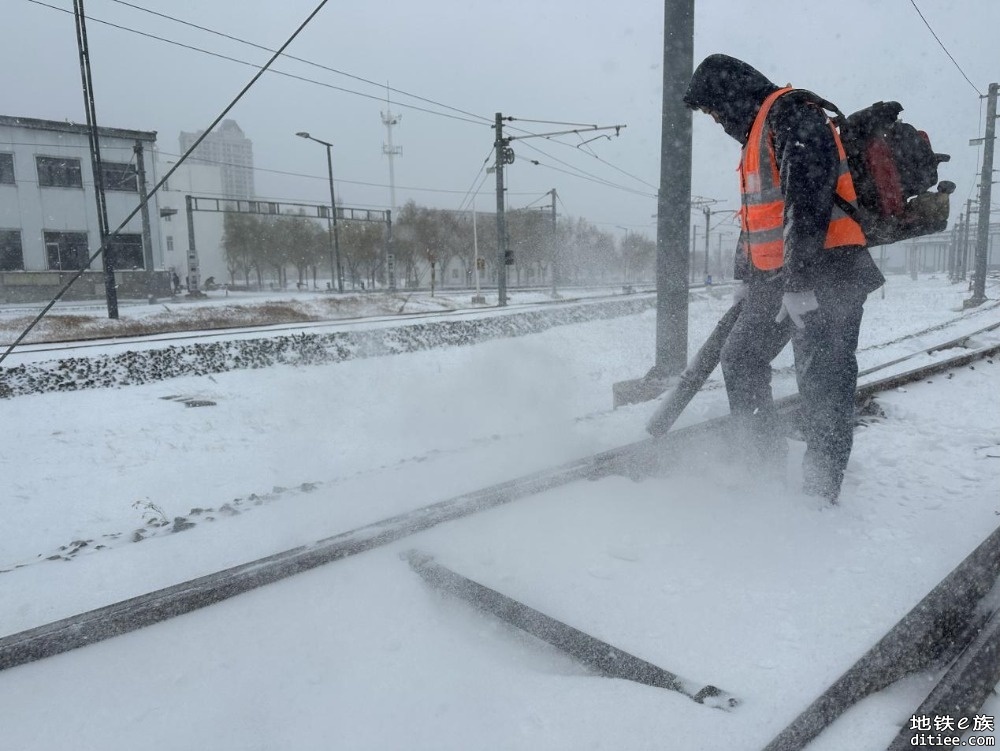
{"left": 683, "top": 54, "right": 780, "bottom": 145}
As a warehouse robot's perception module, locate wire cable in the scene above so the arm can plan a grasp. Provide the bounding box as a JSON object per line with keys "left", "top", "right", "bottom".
{"left": 106, "top": 0, "right": 494, "bottom": 127}
{"left": 155, "top": 148, "right": 539, "bottom": 197}
{"left": 907, "top": 0, "right": 983, "bottom": 96}
{"left": 27, "top": 2, "right": 660, "bottom": 203}
{"left": 521, "top": 144, "right": 656, "bottom": 199}
{"left": 25, "top": 0, "right": 488, "bottom": 126}
{"left": 456, "top": 151, "right": 494, "bottom": 214}
{"left": 1, "top": 0, "right": 334, "bottom": 366}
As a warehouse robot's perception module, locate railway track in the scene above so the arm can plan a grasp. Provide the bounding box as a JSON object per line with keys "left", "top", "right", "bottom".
{"left": 0, "top": 334, "right": 998, "bottom": 749}
{"left": 0, "top": 285, "right": 660, "bottom": 357}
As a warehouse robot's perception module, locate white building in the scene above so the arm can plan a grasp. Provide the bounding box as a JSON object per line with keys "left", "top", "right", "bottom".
{"left": 0, "top": 114, "right": 166, "bottom": 301}
{"left": 156, "top": 156, "right": 228, "bottom": 288}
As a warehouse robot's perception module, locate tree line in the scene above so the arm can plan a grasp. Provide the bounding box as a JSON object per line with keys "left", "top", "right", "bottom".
{"left": 222, "top": 200, "right": 655, "bottom": 290}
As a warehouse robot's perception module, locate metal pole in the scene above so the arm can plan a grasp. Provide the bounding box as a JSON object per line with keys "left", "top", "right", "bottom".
{"left": 184, "top": 194, "right": 200, "bottom": 293}
{"left": 472, "top": 200, "right": 482, "bottom": 300}
{"left": 73, "top": 0, "right": 118, "bottom": 318}
{"left": 960, "top": 200, "right": 973, "bottom": 281}
{"left": 880, "top": 245, "right": 886, "bottom": 299}
{"left": 495, "top": 112, "right": 508, "bottom": 307}
{"left": 654, "top": 0, "right": 694, "bottom": 377}
{"left": 325, "top": 143, "right": 343, "bottom": 292}
{"left": 386, "top": 209, "right": 395, "bottom": 292}
{"left": 690, "top": 224, "right": 697, "bottom": 284}
{"left": 550, "top": 188, "right": 558, "bottom": 296}
{"left": 949, "top": 218, "right": 960, "bottom": 281}
{"left": 703, "top": 207, "right": 711, "bottom": 282}
{"left": 134, "top": 141, "right": 155, "bottom": 301}
{"left": 971, "top": 82, "right": 998, "bottom": 305}
{"left": 321, "top": 144, "right": 337, "bottom": 291}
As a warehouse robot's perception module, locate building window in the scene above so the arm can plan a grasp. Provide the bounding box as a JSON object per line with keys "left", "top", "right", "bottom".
{"left": 0, "top": 154, "right": 14, "bottom": 185}
{"left": 0, "top": 230, "right": 23, "bottom": 270}
{"left": 37, "top": 156, "right": 83, "bottom": 188}
{"left": 110, "top": 234, "right": 145, "bottom": 269}
{"left": 44, "top": 231, "right": 90, "bottom": 270}
{"left": 166, "top": 235, "right": 174, "bottom": 252}
{"left": 101, "top": 161, "right": 138, "bottom": 192}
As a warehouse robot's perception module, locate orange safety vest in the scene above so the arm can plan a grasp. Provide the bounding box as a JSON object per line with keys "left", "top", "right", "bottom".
{"left": 739, "top": 87, "right": 866, "bottom": 271}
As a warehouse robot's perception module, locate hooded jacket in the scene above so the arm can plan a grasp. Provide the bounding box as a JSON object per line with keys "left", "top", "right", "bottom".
{"left": 684, "top": 54, "right": 883, "bottom": 294}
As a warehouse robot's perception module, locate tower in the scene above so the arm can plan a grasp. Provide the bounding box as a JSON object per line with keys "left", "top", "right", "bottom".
{"left": 381, "top": 87, "right": 402, "bottom": 212}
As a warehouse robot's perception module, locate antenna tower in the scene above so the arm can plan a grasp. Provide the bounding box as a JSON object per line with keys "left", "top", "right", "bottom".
{"left": 381, "top": 84, "right": 402, "bottom": 212}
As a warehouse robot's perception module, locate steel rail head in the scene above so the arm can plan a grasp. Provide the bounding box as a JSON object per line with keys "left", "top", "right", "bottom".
{"left": 404, "top": 550, "right": 739, "bottom": 710}
{"left": 761, "top": 523, "right": 1000, "bottom": 751}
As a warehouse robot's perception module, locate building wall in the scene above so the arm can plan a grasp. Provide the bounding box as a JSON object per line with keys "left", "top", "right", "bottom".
{"left": 0, "top": 118, "right": 162, "bottom": 276}
{"left": 155, "top": 157, "right": 228, "bottom": 286}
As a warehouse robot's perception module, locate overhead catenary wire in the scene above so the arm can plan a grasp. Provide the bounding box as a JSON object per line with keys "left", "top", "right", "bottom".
{"left": 0, "top": 0, "right": 335, "bottom": 368}
{"left": 907, "top": 0, "right": 983, "bottom": 96}
{"left": 454, "top": 148, "right": 495, "bottom": 214}
{"left": 105, "top": 0, "right": 494, "bottom": 128}
{"left": 155, "top": 149, "right": 540, "bottom": 198}
{"left": 524, "top": 154, "right": 656, "bottom": 199}
{"left": 25, "top": 0, "right": 488, "bottom": 127}
{"left": 26, "top": 0, "right": 658, "bottom": 201}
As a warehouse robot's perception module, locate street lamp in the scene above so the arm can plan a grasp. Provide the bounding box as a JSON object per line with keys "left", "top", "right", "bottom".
{"left": 296, "top": 131, "right": 343, "bottom": 292}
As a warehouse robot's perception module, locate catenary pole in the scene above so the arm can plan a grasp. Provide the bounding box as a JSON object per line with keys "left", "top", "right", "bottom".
{"left": 550, "top": 188, "right": 558, "bottom": 297}
{"left": 73, "top": 0, "right": 118, "bottom": 319}
{"left": 495, "top": 112, "right": 508, "bottom": 307}
{"left": 654, "top": 0, "right": 694, "bottom": 377}
{"left": 958, "top": 198, "right": 972, "bottom": 282}
{"left": 703, "top": 206, "right": 711, "bottom": 282}
{"left": 970, "top": 82, "right": 998, "bottom": 305}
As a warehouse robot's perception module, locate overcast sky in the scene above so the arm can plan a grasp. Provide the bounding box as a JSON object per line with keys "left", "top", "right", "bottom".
{"left": 3, "top": 0, "right": 998, "bottom": 248}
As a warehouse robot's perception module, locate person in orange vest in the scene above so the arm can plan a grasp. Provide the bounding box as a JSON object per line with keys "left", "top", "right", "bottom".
{"left": 684, "top": 54, "right": 884, "bottom": 504}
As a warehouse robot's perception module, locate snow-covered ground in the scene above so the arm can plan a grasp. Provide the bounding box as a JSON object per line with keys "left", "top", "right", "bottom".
{"left": 0, "top": 283, "right": 646, "bottom": 346}
{"left": 0, "top": 274, "right": 998, "bottom": 750}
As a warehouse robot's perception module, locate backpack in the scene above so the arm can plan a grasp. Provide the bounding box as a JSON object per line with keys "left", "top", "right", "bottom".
{"left": 809, "top": 95, "right": 954, "bottom": 246}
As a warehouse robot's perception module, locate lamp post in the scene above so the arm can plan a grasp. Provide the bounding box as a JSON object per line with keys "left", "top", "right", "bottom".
{"left": 296, "top": 131, "right": 343, "bottom": 292}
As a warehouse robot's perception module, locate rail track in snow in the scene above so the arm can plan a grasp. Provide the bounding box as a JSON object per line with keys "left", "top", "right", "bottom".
{"left": 0, "top": 324, "right": 998, "bottom": 748}
{"left": 0, "top": 285, "right": 659, "bottom": 357}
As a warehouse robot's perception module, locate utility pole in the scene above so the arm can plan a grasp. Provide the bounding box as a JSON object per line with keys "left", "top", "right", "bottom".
{"left": 73, "top": 0, "right": 118, "bottom": 318}
{"left": 653, "top": 0, "right": 695, "bottom": 378}
{"left": 689, "top": 224, "right": 698, "bottom": 284}
{"left": 969, "top": 82, "right": 998, "bottom": 306}
{"left": 961, "top": 199, "right": 973, "bottom": 281}
{"left": 491, "top": 118, "right": 620, "bottom": 307}
{"left": 386, "top": 208, "right": 395, "bottom": 292}
{"left": 717, "top": 233, "right": 724, "bottom": 281}
{"left": 703, "top": 206, "right": 711, "bottom": 283}
{"left": 550, "top": 188, "right": 558, "bottom": 297}
{"left": 185, "top": 194, "right": 200, "bottom": 293}
{"left": 948, "top": 220, "right": 958, "bottom": 281}
{"left": 381, "top": 86, "right": 402, "bottom": 214}
{"left": 133, "top": 141, "right": 155, "bottom": 301}
{"left": 495, "top": 112, "right": 511, "bottom": 307}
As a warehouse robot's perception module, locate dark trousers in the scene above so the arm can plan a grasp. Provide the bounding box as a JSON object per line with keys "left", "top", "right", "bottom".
{"left": 720, "top": 277, "right": 866, "bottom": 498}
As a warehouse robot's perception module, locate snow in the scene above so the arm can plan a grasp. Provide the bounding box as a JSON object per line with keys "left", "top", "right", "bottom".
{"left": 0, "top": 274, "right": 998, "bottom": 750}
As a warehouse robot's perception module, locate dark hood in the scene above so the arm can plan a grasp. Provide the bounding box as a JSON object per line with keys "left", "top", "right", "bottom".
{"left": 683, "top": 54, "right": 780, "bottom": 145}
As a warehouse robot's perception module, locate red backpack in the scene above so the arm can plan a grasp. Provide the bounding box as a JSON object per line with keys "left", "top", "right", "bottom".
{"left": 821, "top": 98, "right": 954, "bottom": 246}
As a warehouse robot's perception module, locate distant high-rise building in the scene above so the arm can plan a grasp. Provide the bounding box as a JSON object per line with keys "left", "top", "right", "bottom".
{"left": 178, "top": 119, "right": 255, "bottom": 199}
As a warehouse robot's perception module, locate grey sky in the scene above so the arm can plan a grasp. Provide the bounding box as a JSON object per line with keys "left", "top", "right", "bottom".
{"left": 3, "top": 0, "right": 997, "bottom": 247}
